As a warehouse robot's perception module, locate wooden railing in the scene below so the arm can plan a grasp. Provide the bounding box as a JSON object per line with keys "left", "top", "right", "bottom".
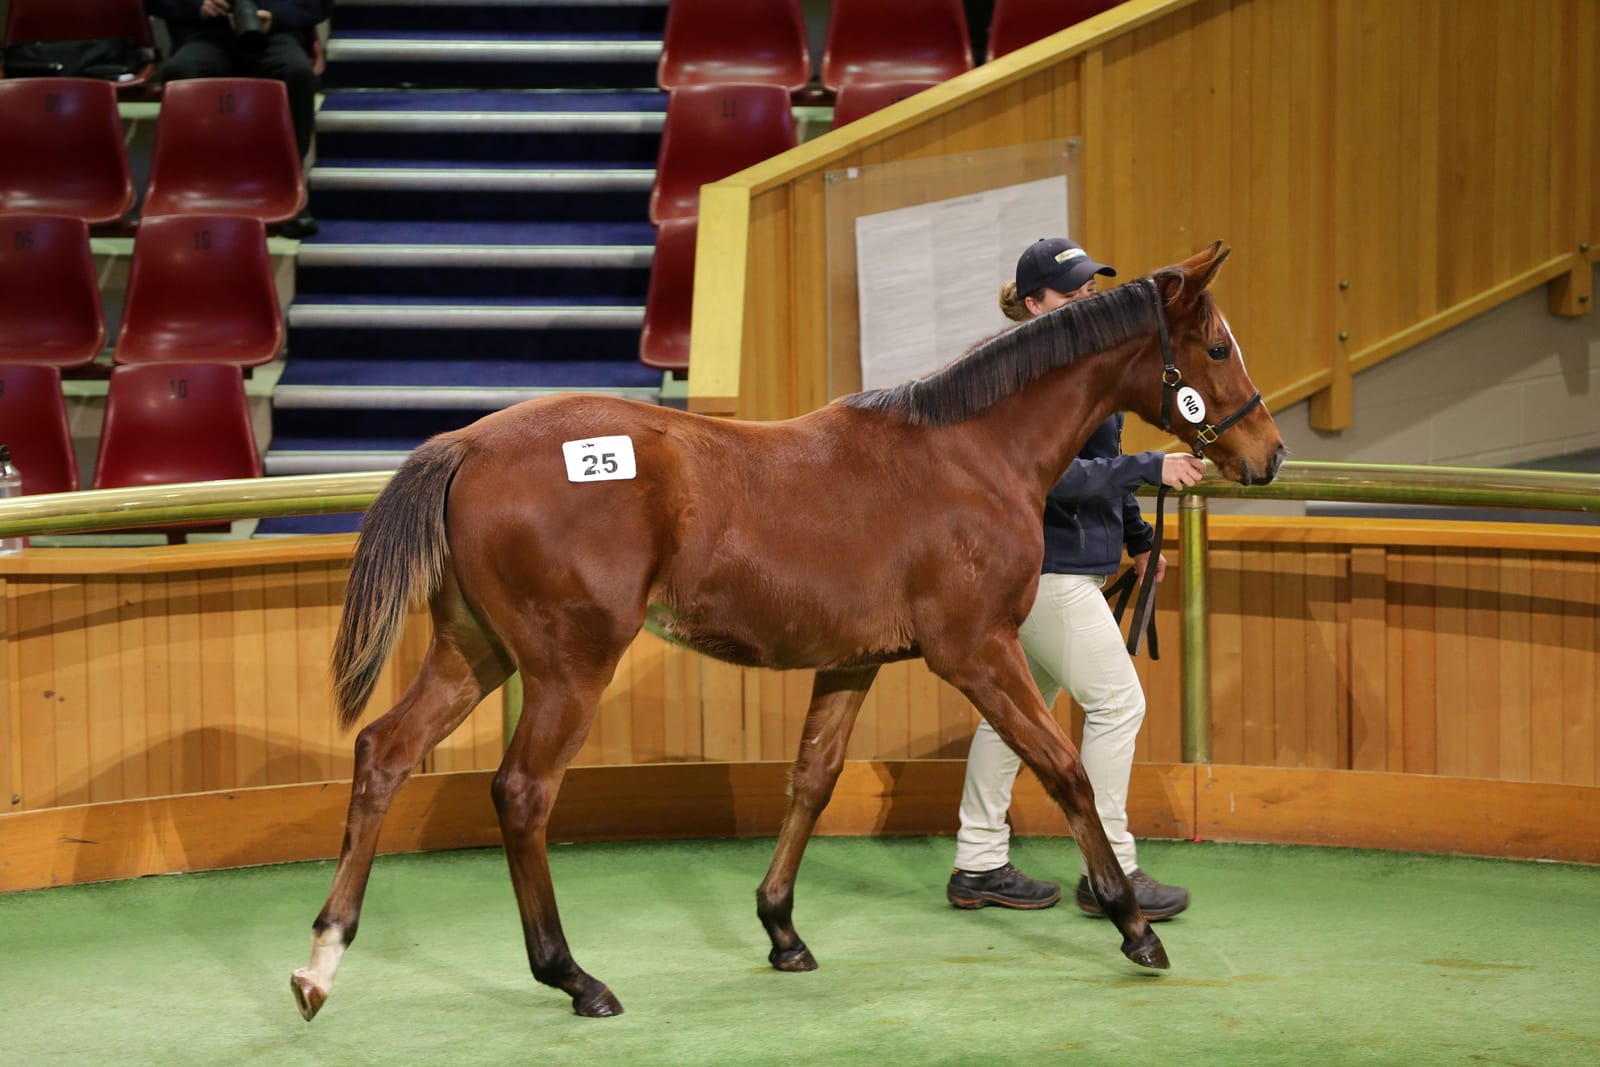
{"left": 5, "top": 516, "right": 1596, "bottom": 817}
{"left": 686, "top": 0, "right": 1598, "bottom": 450}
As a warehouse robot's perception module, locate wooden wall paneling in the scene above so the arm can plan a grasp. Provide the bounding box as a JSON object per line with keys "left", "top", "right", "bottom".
{"left": 1381, "top": 551, "right": 1405, "bottom": 770}
{"left": 197, "top": 569, "right": 236, "bottom": 791}
{"left": 1399, "top": 550, "right": 1436, "bottom": 774}
{"left": 83, "top": 576, "right": 120, "bottom": 803}
{"left": 906, "top": 661, "right": 946, "bottom": 760}
{"left": 1463, "top": 550, "right": 1501, "bottom": 780}
{"left": 229, "top": 566, "right": 267, "bottom": 793}
{"left": 790, "top": 173, "right": 832, "bottom": 415}
{"left": 16, "top": 580, "right": 58, "bottom": 809}
{"left": 166, "top": 572, "right": 204, "bottom": 796}
{"left": 1431, "top": 548, "right": 1468, "bottom": 776}
{"left": 699, "top": 658, "right": 744, "bottom": 761}
{"left": 1206, "top": 545, "right": 1244, "bottom": 764}
{"left": 1562, "top": 555, "right": 1597, "bottom": 786}
{"left": 112, "top": 576, "right": 147, "bottom": 801}
{"left": 291, "top": 564, "right": 329, "bottom": 782}
{"left": 49, "top": 580, "right": 88, "bottom": 807}
{"left": 1303, "top": 546, "right": 1344, "bottom": 768}
{"left": 1238, "top": 547, "right": 1275, "bottom": 764}
{"left": 1270, "top": 546, "right": 1306, "bottom": 766}
{"left": 873, "top": 660, "right": 910, "bottom": 760}
{"left": 1496, "top": 551, "right": 1533, "bottom": 782}
{"left": 629, "top": 636, "right": 666, "bottom": 764}
{"left": 596, "top": 630, "right": 634, "bottom": 765}
{"left": 140, "top": 575, "right": 173, "bottom": 798}
{"left": 1, "top": 580, "right": 13, "bottom": 813}
{"left": 1347, "top": 545, "right": 1386, "bottom": 770}
{"left": 1528, "top": 553, "right": 1568, "bottom": 783}
{"left": 261, "top": 563, "right": 301, "bottom": 786}
{"left": 1196, "top": 764, "right": 1600, "bottom": 863}
{"left": 1581, "top": 0, "right": 1598, "bottom": 244}
{"left": 937, "top": 680, "right": 976, "bottom": 760}
{"left": 662, "top": 639, "right": 700, "bottom": 761}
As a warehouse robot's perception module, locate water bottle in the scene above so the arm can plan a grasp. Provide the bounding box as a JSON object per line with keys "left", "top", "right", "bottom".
{"left": 0, "top": 445, "right": 22, "bottom": 556}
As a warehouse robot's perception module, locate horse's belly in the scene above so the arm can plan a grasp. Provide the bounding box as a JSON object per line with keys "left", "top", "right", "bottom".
{"left": 643, "top": 603, "right": 915, "bottom": 671}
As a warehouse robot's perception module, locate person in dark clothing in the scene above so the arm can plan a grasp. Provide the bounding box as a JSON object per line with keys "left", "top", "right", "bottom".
{"left": 944, "top": 238, "right": 1202, "bottom": 919}
{"left": 145, "top": 0, "right": 332, "bottom": 236}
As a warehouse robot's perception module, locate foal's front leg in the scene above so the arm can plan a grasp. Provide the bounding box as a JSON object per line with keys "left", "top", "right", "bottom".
{"left": 933, "top": 632, "right": 1169, "bottom": 970}
{"left": 757, "top": 666, "right": 879, "bottom": 971}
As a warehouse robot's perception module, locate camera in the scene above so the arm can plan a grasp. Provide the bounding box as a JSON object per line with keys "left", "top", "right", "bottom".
{"left": 231, "top": 0, "right": 269, "bottom": 50}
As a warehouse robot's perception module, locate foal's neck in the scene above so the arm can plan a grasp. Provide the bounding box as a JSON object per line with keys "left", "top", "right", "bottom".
{"left": 976, "top": 338, "right": 1147, "bottom": 503}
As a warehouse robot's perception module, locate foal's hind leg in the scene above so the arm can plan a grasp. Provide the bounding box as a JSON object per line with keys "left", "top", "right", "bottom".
{"left": 292, "top": 586, "right": 510, "bottom": 1021}
{"left": 758, "top": 666, "right": 879, "bottom": 972}
{"left": 493, "top": 646, "right": 634, "bottom": 1017}
{"left": 931, "top": 632, "right": 1168, "bottom": 971}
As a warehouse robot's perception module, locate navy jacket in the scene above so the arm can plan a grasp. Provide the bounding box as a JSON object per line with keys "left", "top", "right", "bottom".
{"left": 1041, "top": 413, "right": 1164, "bottom": 576}
{"left": 145, "top": 1, "right": 333, "bottom": 48}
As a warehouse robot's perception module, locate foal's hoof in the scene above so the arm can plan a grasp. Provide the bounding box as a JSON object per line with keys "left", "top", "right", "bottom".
{"left": 573, "top": 985, "right": 624, "bottom": 1018}
{"left": 769, "top": 943, "right": 818, "bottom": 972}
{"left": 290, "top": 971, "right": 328, "bottom": 1021}
{"left": 1122, "top": 931, "right": 1170, "bottom": 971}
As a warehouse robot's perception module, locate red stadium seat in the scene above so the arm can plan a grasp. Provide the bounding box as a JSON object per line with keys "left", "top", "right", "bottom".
{"left": 658, "top": 0, "right": 811, "bottom": 94}
{"left": 639, "top": 217, "right": 698, "bottom": 372}
{"left": 0, "top": 215, "right": 106, "bottom": 371}
{"left": 0, "top": 78, "right": 134, "bottom": 226}
{"left": 142, "top": 78, "right": 307, "bottom": 223}
{"left": 91, "top": 363, "right": 262, "bottom": 541}
{"left": 114, "top": 215, "right": 283, "bottom": 368}
{"left": 1, "top": 0, "right": 159, "bottom": 91}
{"left": 821, "top": 0, "right": 973, "bottom": 93}
{"left": 830, "top": 79, "right": 939, "bottom": 128}
{"left": 650, "top": 83, "right": 797, "bottom": 224}
{"left": 986, "top": 0, "right": 1124, "bottom": 62}
{"left": 0, "top": 363, "right": 80, "bottom": 494}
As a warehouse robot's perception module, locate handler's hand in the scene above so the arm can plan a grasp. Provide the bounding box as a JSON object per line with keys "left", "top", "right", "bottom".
{"left": 1160, "top": 453, "right": 1205, "bottom": 490}
{"left": 200, "top": 0, "right": 232, "bottom": 18}
{"left": 1133, "top": 550, "right": 1167, "bottom": 583}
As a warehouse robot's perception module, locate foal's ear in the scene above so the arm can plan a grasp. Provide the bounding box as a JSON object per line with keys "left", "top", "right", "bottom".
{"left": 1184, "top": 241, "right": 1228, "bottom": 292}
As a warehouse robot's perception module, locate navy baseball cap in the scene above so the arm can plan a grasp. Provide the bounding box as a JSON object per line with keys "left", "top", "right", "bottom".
{"left": 1014, "top": 238, "right": 1117, "bottom": 296}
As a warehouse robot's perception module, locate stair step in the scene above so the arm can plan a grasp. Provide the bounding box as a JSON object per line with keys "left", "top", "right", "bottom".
{"left": 325, "top": 33, "right": 662, "bottom": 89}
{"left": 312, "top": 164, "right": 654, "bottom": 192}
{"left": 288, "top": 301, "right": 644, "bottom": 329}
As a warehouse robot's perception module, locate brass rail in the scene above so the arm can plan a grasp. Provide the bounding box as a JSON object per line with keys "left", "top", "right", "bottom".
{"left": 2, "top": 462, "right": 1596, "bottom": 759}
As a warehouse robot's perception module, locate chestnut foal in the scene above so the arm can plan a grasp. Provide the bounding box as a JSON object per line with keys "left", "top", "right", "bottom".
{"left": 292, "top": 242, "right": 1285, "bottom": 1020}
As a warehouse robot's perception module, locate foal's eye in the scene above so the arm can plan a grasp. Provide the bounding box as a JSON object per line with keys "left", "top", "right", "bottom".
{"left": 1207, "top": 344, "right": 1230, "bottom": 361}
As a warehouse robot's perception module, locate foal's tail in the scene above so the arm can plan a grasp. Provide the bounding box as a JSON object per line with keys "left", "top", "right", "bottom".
{"left": 332, "top": 436, "right": 470, "bottom": 729}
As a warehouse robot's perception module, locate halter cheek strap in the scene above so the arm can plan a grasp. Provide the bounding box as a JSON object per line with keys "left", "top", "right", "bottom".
{"left": 1141, "top": 277, "right": 1262, "bottom": 455}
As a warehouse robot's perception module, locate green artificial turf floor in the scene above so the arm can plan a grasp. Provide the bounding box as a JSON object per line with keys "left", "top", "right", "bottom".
{"left": 2, "top": 836, "right": 1597, "bottom": 1066}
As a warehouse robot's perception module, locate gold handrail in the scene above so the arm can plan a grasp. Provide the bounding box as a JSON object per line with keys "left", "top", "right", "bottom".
{"left": 1, "top": 461, "right": 1596, "bottom": 539}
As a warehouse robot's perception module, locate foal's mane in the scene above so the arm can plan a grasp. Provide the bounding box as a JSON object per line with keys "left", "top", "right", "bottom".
{"left": 843, "top": 272, "right": 1180, "bottom": 427}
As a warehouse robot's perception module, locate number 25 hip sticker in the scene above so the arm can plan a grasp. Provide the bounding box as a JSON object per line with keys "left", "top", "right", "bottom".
{"left": 1175, "top": 386, "right": 1207, "bottom": 424}
{"left": 562, "top": 435, "right": 637, "bottom": 483}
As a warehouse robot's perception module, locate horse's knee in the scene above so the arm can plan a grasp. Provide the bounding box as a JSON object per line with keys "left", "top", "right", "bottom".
{"left": 491, "top": 766, "right": 556, "bottom": 825}
{"left": 787, "top": 761, "right": 839, "bottom": 812}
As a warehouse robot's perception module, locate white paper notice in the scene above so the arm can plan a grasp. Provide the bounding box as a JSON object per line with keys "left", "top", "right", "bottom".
{"left": 855, "top": 176, "right": 1070, "bottom": 392}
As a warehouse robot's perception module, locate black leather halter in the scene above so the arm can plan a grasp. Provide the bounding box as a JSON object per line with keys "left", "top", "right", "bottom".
{"left": 1143, "top": 277, "right": 1262, "bottom": 451}
{"left": 1118, "top": 280, "right": 1264, "bottom": 658}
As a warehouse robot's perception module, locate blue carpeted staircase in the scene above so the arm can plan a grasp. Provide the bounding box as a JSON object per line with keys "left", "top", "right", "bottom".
{"left": 260, "top": 0, "right": 670, "bottom": 533}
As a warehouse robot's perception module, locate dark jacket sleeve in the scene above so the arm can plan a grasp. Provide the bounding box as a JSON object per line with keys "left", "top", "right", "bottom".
{"left": 1049, "top": 450, "right": 1164, "bottom": 504}
{"left": 1121, "top": 491, "right": 1155, "bottom": 557}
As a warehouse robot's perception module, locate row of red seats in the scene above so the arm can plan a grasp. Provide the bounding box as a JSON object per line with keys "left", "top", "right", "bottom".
{"left": 0, "top": 0, "right": 159, "bottom": 92}
{"left": 0, "top": 362, "right": 261, "bottom": 537}
{"left": 0, "top": 77, "right": 306, "bottom": 228}
{"left": 639, "top": 78, "right": 935, "bottom": 370}
{"left": 658, "top": 0, "right": 1124, "bottom": 95}
{"left": 1, "top": 214, "right": 281, "bottom": 371}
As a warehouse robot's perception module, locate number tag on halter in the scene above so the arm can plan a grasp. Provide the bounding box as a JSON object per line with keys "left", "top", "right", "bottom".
{"left": 562, "top": 435, "right": 637, "bottom": 483}
{"left": 1175, "top": 387, "right": 1207, "bottom": 424}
